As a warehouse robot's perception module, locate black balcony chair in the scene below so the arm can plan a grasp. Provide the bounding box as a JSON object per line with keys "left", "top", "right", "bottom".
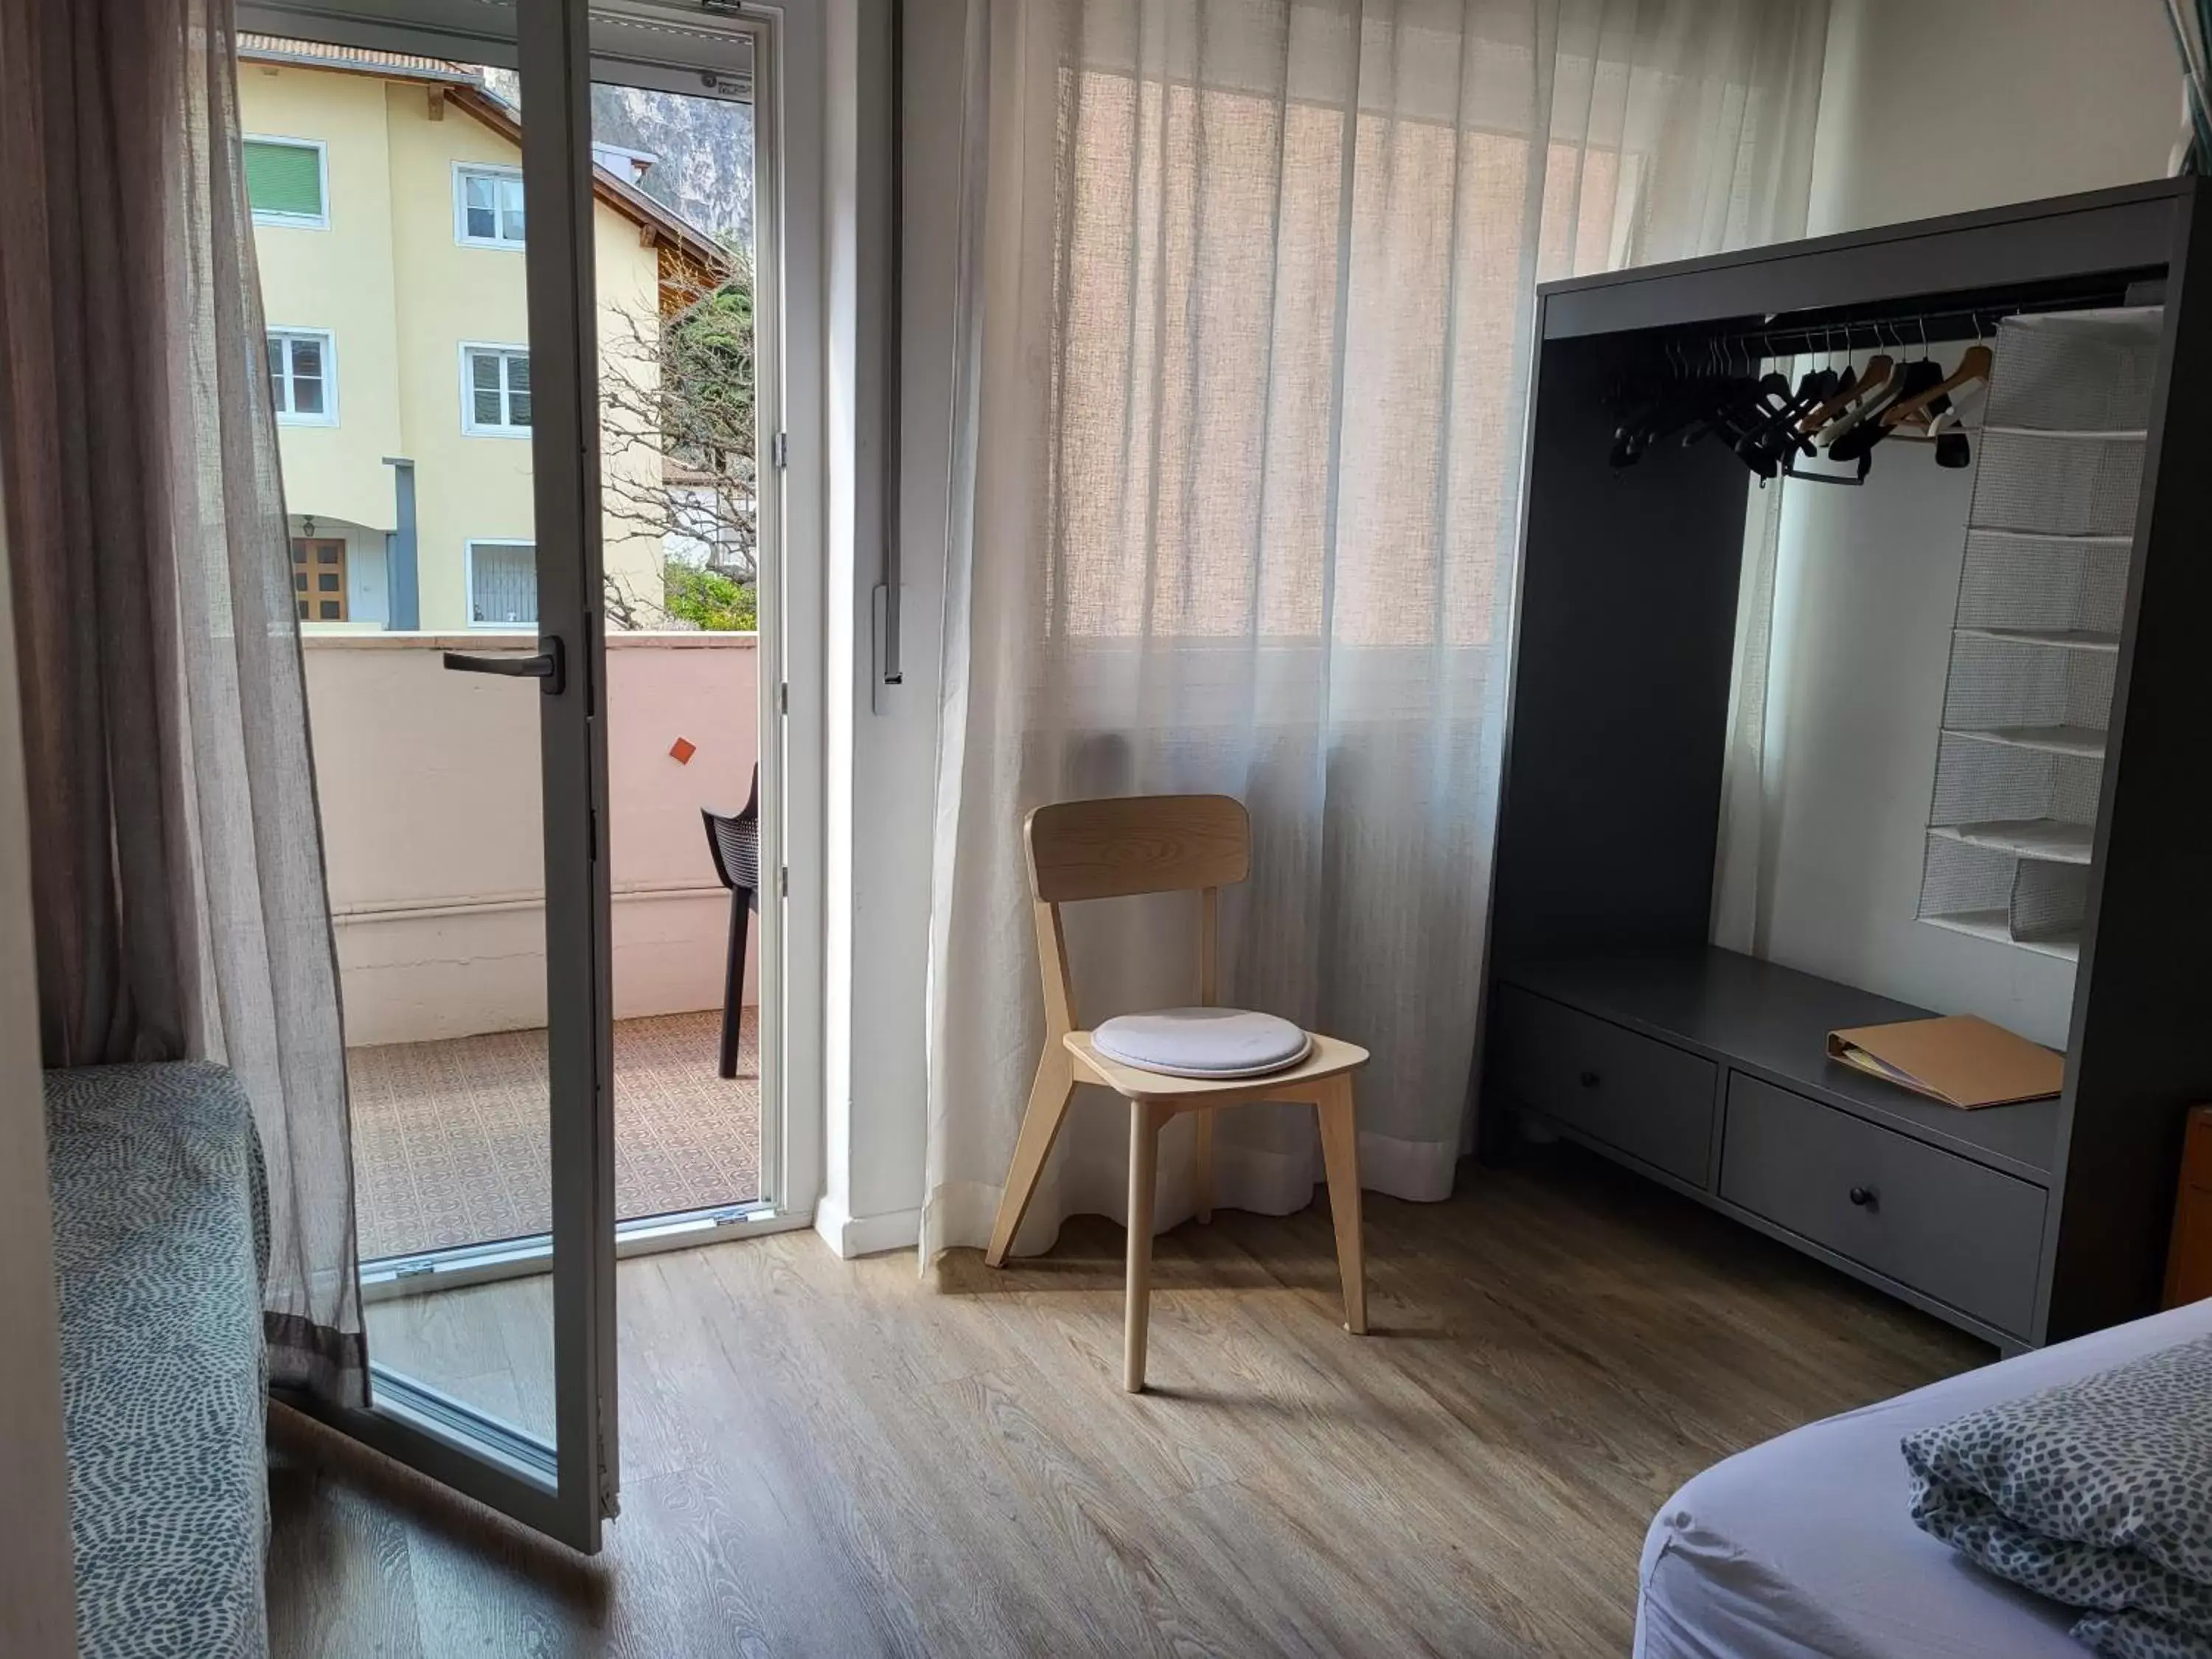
{"left": 701, "top": 763, "right": 760, "bottom": 1079}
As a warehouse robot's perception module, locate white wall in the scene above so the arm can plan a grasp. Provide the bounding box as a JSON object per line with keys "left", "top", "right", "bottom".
{"left": 305, "top": 633, "right": 760, "bottom": 1046}
{"left": 814, "top": 0, "right": 933, "bottom": 1259}
{"left": 1752, "top": 459, "right": 2081, "bottom": 1047}
{"left": 1806, "top": 0, "right": 2181, "bottom": 236}
{"left": 0, "top": 496, "right": 82, "bottom": 1656}
{"left": 832, "top": 0, "right": 2193, "bottom": 1247}
{"left": 1733, "top": 0, "right": 2178, "bottom": 1046}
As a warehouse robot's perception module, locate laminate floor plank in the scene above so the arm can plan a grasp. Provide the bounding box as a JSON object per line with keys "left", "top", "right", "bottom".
{"left": 264, "top": 1450, "right": 423, "bottom": 1659}
{"left": 268, "top": 1145, "right": 1992, "bottom": 1658}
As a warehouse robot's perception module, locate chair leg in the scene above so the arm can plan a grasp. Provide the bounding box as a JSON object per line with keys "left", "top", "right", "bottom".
{"left": 983, "top": 1048, "right": 1077, "bottom": 1267}
{"left": 1315, "top": 1076, "right": 1367, "bottom": 1336}
{"left": 1192, "top": 1107, "right": 1215, "bottom": 1224}
{"left": 1124, "top": 1099, "right": 1164, "bottom": 1393}
{"left": 719, "top": 890, "right": 751, "bottom": 1079}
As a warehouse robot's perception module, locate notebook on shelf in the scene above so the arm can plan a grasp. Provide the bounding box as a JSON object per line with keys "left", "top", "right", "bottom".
{"left": 1826, "top": 1014, "right": 2063, "bottom": 1109}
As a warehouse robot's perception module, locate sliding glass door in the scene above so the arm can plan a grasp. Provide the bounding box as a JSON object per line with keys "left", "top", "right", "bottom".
{"left": 240, "top": 0, "right": 618, "bottom": 1551}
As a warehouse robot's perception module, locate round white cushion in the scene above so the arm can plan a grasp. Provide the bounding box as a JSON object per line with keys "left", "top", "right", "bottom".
{"left": 1091, "top": 1008, "right": 1312, "bottom": 1079}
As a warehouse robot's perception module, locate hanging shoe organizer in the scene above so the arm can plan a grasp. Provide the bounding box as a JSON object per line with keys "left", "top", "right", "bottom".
{"left": 1916, "top": 307, "right": 2162, "bottom": 960}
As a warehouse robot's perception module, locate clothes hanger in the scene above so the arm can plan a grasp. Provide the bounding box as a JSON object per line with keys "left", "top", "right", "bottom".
{"left": 1812, "top": 327, "right": 1899, "bottom": 445}
{"left": 1799, "top": 325, "right": 1884, "bottom": 436}
{"left": 1779, "top": 330, "right": 1868, "bottom": 486}
{"left": 1828, "top": 348, "right": 1945, "bottom": 471}
{"left": 1882, "top": 321, "right": 1993, "bottom": 431}
{"left": 1881, "top": 317, "right": 1986, "bottom": 467}
{"left": 1795, "top": 320, "right": 1916, "bottom": 478}
{"left": 1742, "top": 352, "right": 1820, "bottom": 478}
{"left": 1610, "top": 333, "right": 1714, "bottom": 467}
{"left": 1882, "top": 319, "right": 1947, "bottom": 439}
{"left": 1791, "top": 325, "right": 1856, "bottom": 436}
{"left": 1683, "top": 333, "right": 1765, "bottom": 451}
{"left": 1924, "top": 320, "right": 1988, "bottom": 467}
{"left": 1739, "top": 339, "right": 1831, "bottom": 476}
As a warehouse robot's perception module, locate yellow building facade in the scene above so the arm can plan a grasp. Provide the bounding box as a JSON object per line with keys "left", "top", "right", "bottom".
{"left": 239, "top": 39, "right": 706, "bottom": 632}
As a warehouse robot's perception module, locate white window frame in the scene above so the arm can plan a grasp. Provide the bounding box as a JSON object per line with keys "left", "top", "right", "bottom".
{"left": 267, "top": 327, "right": 339, "bottom": 426}
{"left": 459, "top": 341, "right": 532, "bottom": 437}
{"left": 453, "top": 161, "right": 527, "bottom": 249}
{"left": 244, "top": 133, "right": 330, "bottom": 230}
{"left": 463, "top": 538, "right": 538, "bottom": 630}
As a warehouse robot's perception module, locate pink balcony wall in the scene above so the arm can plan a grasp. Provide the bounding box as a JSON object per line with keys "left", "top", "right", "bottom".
{"left": 304, "top": 632, "right": 761, "bottom": 1047}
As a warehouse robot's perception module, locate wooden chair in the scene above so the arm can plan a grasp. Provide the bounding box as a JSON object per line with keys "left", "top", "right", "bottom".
{"left": 983, "top": 793, "right": 1370, "bottom": 1392}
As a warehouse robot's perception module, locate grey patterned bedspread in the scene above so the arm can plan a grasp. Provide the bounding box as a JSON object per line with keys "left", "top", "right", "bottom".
{"left": 46, "top": 1062, "right": 271, "bottom": 1659}
{"left": 1905, "top": 1334, "right": 2212, "bottom": 1659}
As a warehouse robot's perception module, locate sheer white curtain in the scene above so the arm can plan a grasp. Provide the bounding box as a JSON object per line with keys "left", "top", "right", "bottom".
{"left": 924, "top": 0, "right": 1829, "bottom": 1262}
{"left": 1, "top": 0, "right": 363, "bottom": 1402}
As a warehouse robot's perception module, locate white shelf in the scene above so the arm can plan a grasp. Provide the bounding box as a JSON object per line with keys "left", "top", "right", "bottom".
{"left": 1964, "top": 527, "right": 2133, "bottom": 546}
{"left": 1921, "top": 910, "right": 2082, "bottom": 962}
{"left": 1954, "top": 627, "right": 2119, "bottom": 653}
{"left": 1981, "top": 425, "right": 2149, "bottom": 441}
{"left": 1944, "top": 724, "right": 2108, "bottom": 759}
{"left": 1930, "top": 819, "right": 2095, "bottom": 865}
{"left": 2001, "top": 305, "right": 2164, "bottom": 341}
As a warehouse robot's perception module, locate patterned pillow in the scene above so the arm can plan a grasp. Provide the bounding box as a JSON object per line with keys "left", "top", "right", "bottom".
{"left": 1904, "top": 1335, "right": 2212, "bottom": 1659}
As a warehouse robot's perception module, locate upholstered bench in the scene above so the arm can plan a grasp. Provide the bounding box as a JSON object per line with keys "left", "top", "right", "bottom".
{"left": 46, "top": 1061, "right": 270, "bottom": 1659}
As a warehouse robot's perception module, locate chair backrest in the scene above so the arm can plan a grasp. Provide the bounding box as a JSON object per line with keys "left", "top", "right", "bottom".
{"left": 701, "top": 763, "right": 762, "bottom": 893}
{"left": 1023, "top": 794, "right": 1248, "bottom": 1034}
{"left": 1025, "top": 794, "right": 1249, "bottom": 903}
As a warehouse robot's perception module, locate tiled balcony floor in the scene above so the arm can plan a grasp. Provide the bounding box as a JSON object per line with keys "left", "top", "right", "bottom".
{"left": 347, "top": 1007, "right": 759, "bottom": 1261}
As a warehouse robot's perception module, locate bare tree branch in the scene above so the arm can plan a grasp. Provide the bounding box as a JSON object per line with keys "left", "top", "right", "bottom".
{"left": 599, "top": 251, "right": 758, "bottom": 629}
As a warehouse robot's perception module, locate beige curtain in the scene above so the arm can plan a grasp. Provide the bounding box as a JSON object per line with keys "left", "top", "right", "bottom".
{"left": 924, "top": 0, "right": 1829, "bottom": 1262}
{"left": 0, "top": 0, "right": 364, "bottom": 1405}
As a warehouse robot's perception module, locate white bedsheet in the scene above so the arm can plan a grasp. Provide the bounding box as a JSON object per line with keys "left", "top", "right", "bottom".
{"left": 1635, "top": 1299, "right": 2212, "bottom": 1659}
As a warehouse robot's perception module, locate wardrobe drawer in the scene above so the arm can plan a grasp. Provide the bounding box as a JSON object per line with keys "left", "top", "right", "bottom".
{"left": 1720, "top": 1074, "right": 2047, "bottom": 1335}
{"left": 1490, "top": 987, "right": 1717, "bottom": 1185}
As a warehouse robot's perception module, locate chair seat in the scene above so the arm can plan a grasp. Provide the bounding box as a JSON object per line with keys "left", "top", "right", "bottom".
{"left": 1065, "top": 1029, "right": 1368, "bottom": 1105}
{"left": 1092, "top": 1007, "right": 1311, "bottom": 1077}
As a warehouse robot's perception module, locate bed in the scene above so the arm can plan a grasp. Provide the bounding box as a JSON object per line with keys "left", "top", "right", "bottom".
{"left": 1635, "top": 1298, "right": 2212, "bottom": 1659}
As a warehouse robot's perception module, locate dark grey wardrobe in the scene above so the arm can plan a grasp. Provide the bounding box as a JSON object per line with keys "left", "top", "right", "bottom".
{"left": 1478, "top": 178, "right": 2212, "bottom": 1352}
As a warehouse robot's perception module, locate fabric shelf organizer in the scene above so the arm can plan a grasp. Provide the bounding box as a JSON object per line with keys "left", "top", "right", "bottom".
{"left": 1917, "top": 308, "right": 2160, "bottom": 961}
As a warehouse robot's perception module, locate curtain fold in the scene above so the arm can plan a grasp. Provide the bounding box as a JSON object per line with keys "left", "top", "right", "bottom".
{"left": 1711, "top": 467, "right": 1786, "bottom": 956}
{"left": 925, "top": 0, "right": 1829, "bottom": 1263}
{"left": 0, "top": 0, "right": 364, "bottom": 1405}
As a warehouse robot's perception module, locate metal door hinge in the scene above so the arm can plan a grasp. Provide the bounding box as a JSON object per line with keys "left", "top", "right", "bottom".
{"left": 771, "top": 431, "right": 788, "bottom": 470}
{"left": 779, "top": 682, "right": 788, "bottom": 714}
{"left": 779, "top": 866, "right": 789, "bottom": 898}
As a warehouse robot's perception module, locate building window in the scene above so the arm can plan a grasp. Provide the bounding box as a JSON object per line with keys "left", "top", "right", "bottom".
{"left": 455, "top": 164, "right": 526, "bottom": 248}
{"left": 467, "top": 540, "right": 537, "bottom": 627}
{"left": 243, "top": 137, "right": 328, "bottom": 229}
{"left": 461, "top": 344, "right": 531, "bottom": 437}
{"left": 292, "top": 538, "right": 348, "bottom": 622}
{"left": 268, "top": 330, "right": 337, "bottom": 425}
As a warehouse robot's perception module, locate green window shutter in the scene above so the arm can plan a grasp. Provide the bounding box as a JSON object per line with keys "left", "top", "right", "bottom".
{"left": 245, "top": 140, "right": 324, "bottom": 220}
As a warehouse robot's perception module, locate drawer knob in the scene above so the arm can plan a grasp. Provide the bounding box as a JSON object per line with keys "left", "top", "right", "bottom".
{"left": 1579, "top": 1070, "right": 1601, "bottom": 1088}
{"left": 1848, "top": 1185, "right": 1878, "bottom": 1210}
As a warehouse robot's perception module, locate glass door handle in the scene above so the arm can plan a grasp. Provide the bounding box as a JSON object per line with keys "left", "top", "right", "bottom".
{"left": 442, "top": 636, "right": 565, "bottom": 695}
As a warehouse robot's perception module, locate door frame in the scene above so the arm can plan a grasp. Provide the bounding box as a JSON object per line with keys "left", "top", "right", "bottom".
{"left": 584, "top": 0, "right": 827, "bottom": 1248}
{"left": 239, "top": 0, "right": 830, "bottom": 1551}
{"left": 339, "top": 0, "right": 821, "bottom": 1300}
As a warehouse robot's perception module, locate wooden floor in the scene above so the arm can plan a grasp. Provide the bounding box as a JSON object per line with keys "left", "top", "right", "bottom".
{"left": 268, "top": 1143, "right": 1990, "bottom": 1658}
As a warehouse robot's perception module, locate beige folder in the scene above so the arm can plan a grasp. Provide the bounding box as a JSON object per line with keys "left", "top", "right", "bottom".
{"left": 1825, "top": 1015, "right": 2062, "bottom": 1109}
